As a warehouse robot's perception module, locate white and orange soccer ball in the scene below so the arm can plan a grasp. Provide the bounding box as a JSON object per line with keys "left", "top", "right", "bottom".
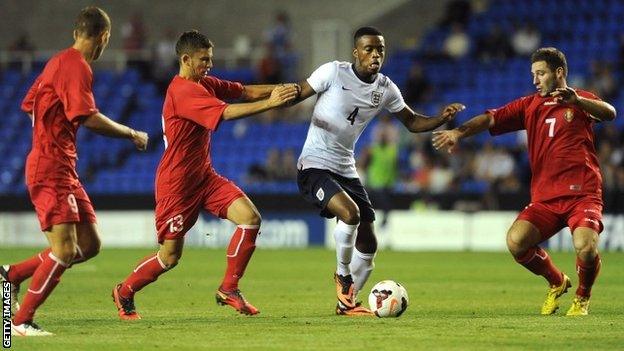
{"left": 368, "top": 280, "right": 409, "bottom": 318}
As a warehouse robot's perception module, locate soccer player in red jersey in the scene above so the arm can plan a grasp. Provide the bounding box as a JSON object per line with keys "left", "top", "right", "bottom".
{"left": 433, "top": 47, "right": 616, "bottom": 316}
{"left": 0, "top": 7, "right": 149, "bottom": 336}
{"left": 111, "top": 30, "right": 299, "bottom": 320}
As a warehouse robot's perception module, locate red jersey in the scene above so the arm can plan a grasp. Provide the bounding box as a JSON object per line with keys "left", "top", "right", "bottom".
{"left": 487, "top": 89, "right": 602, "bottom": 202}
{"left": 21, "top": 47, "right": 98, "bottom": 187}
{"left": 155, "top": 75, "right": 243, "bottom": 200}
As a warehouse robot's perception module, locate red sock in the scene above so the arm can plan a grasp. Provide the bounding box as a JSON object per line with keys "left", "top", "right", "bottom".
{"left": 220, "top": 225, "right": 259, "bottom": 291}
{"left": 119, "top": 253, "right": 167, "bottom": 299}
{"left": 7, "top": 248, "right": 51, "bottom": 285}
{"left": 13, "top": 253, "right": 68, "bottom": 325}
{"left": 576, "top": 255, "right": 601, "bottom": 297}
{"left": 515, "top": 247, "right": 563, "bottom": 286}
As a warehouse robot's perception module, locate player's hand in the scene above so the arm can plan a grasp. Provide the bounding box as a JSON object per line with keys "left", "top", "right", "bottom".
{"left": 268, "top": 84, "right": 299, "bottom": 108}
{"left": 432, "top": 129, "right": 461, "bottom": 154}
{"left": 438, "top": 103, "right": 466, "bottom": 122}
{"left": 130, "top": 129, "right": 149, "bottom": 151}
{"left": 550, "top": 87, "right": 579, "bottom": 105}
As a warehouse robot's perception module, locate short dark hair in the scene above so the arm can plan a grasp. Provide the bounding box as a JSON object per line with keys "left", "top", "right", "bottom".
{"left": 531, "top": 47, "right": 568, "bottom": 76}
{"left": 74, "top": 6, "right": 111, "bottom": 37}
{"left": 175, "top": 30, "right": 213, "bottom": 58}
{"left": 353, "top": 26, "right": 383, "bottom": 46}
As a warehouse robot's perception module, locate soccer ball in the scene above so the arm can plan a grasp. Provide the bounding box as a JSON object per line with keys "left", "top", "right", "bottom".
{"left": 368, "top": 280, "right": 409, "bottom": 318}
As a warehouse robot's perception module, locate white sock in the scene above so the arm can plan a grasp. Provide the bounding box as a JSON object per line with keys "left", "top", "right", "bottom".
{"left": 350, "top": 248, "right": 375, "bottom": 297}
{"left": 333, "top": 221, "right": 359, "bottom": 276}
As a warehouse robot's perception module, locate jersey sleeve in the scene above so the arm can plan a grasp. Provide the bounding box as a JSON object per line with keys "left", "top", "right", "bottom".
{"left": 174, "top": 85, "right": 228, "bottom": 131}
{"left": 487, "top": 96, "right": 528, "bottom": 135}
{"left": 56, "top": 59, "right": 98, "bottom": 122}
{"left": 201, "top": 76, "right": 244, "bottom": 100}
{"left": 21, "top": 75, "right": 42, "bottom": 114}
{"left": 306, "top": 61, "right": 338, "bottom": 94}
{"left": 576, "top": 89, "right": 602, "bottom": 121}
{"left": 384, "top": 79, "right": 407, "bottom": 113}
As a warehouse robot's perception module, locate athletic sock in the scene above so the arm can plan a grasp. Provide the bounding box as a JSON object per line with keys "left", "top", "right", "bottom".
{"left": 575, "top": 255, "right": 601, "bottom": 297}
{"left": 349, "top": 248, "right": 375, "bottom": 297}
{"left": 515, "top": 246, "right": 563, "bottom": 286}
{"left": 12, "top": 253, "right": 68, "bottom": 325}
{"left": 119, "top": 253, "right": 168, "bottom": 299}
{"left": 333, "top": 221, "right": 359, "bottom": 276}
{"left": 7, "top": 248, "right": 51, "bottom": 285}
{"left": 221, "top": 225, "right": 259, "bottom": 291}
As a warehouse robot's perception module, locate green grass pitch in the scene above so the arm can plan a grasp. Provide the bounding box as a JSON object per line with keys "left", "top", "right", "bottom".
{"left": 2, "top": 248, "right": 623, "bottom": 350}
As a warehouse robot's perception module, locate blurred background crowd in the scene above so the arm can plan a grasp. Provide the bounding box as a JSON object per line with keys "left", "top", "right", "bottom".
{"left": 1, "top": 0, "right": 623, "bottom": 213}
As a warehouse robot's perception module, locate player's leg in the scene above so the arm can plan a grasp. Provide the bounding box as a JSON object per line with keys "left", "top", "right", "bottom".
{"left": 326, "top": 192, "right": 361, "bottom": 310}
{"left": 346, "top": 182, "right": 377, "bottom": 299}
{"left": 507, "top": 205, "right": 570, "bottom": 314}
{"left": 351, "top": 221, "right": 377, "bottom": 297}
{"left": 565, "top": 200, "right": 603, "bottom": 316}
{"left": 0, "top": 246, "right": 51, "bottom": 315}
{"left": 3, "top": 185, "right": 99, "bottom": 309}
{"left": 113, "top": 195, "right": 198, "bottom": 320}
{"left": 216, "top": 196, "right": 261, "bottom": 315}
{"left": 113, "top": 238, "right": 182, "bottom": 320}
{"left": 12, "top": 223, "right": 77, "bottom": 336}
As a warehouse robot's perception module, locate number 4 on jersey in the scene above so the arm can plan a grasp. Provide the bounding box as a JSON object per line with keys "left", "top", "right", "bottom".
{"left": 346, "top": 107, "right": 359, "bottom": 126}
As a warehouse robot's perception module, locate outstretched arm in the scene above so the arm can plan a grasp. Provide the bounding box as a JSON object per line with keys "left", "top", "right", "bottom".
{"left": 82, "top": 112, "right": 149, "bottom": 150}
{"left": 393, "top": 103, "right": 465, "bottom": 133}
{"left": 241, "top": 83, "right": 300, "bottom": 101}
{"left": 551, "top": 87, "right": 616, "bottom": 121}
{"left": 432, "top": 113, "right": 493, "bottom": 153}
{"left": 288, "top": 80, "right": 317, "bottom": 105}
{"left": 222, "top": 84, "right": 298, "bottom": 120}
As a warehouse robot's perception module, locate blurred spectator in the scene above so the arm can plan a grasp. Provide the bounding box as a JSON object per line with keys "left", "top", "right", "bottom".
{"left": 473, "top": 142, "right": 515, "bottom": 182}
{"left": 122, "top": 13, "right": 147, "bottom": 51}
{"left": 257, "top": 43, "right": 283, "bottom": 84}
{"left": 248, "top": 148, "right": 281, "bottom": 182}
{"left": 122, "top": 13, "right": 149, "bottom": 78}
{"left": 443, "top": 24, "right": 470, "bottom": 60}
{"left": 439, "top": 0, "right": 472, "bottom": 27}
{"left": 263, "top": 11, "right": 298, "bottom": 81}
{"left": 152, "top": 28, "right": 177, "bottom": 93}
{"left": 233, "top": 34, "right": 252, "bottom": 67}
{"left": 279, "top": 148, "right": 298, "bottom": 181}
{"left": 8, "top": 32, "right": 35, "bottom": 70}
{"left": 247, "top": 148, "right": 297, "bottom": 183}
{"left": 360, "top": 116, "right": 400, "bottom": 226}
{"left": 404, "top": 62, "right": 433, "bottom": 106}
{"left": 477, "top": 25, "right": 513, "bottom": 62}
{"left": 264, "top": 11, "right": 292, "bottom": 57}
{"left": 587, "top": 61, "right": 617, "bottom": 102}
{"left": 511, "top": 23, "right": 541, "bottom": 56}
{"left": 9, "top": 32, "right": 35, "bottom": 52}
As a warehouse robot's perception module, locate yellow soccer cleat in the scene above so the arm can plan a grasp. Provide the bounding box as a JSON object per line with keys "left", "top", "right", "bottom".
{"left": 540, "top": 274, "right": 571, "bottom": 315}
{"left": 566, "top": 296, "right": 590, "bottom": 316}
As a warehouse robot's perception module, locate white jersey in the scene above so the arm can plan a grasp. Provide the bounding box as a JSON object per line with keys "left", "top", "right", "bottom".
{"left": 298, "top": 61, "right": 406, "bottom": 178}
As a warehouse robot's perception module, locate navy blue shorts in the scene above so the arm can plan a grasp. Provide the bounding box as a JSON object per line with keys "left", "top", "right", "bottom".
{"left": 297, "top": 168, "right": 375, "bottom": 222}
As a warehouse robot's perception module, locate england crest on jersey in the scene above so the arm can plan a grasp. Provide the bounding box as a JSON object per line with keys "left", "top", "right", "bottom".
{"left": 372, "top": 91, "right": 383, "bottom": 106}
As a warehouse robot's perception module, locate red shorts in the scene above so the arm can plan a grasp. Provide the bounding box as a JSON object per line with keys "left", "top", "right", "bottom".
{"left": 27, "top": 183, "right": 97, "bottom": 231}
{"left": 517, "top": 195, "right": 603, "bottom": 241}
{"left": 155, "top": 174, "right": 245, "bottom": 243}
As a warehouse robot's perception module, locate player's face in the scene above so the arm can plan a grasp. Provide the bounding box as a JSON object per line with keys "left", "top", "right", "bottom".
{"left": 93, "top": 30, "right": 110, "bottom": 61}
{"left": 531, "top": 61, "right": 561, "bottom": 97}
{"left": 353, "top": 35, "right": 385, "bottom": 77}
{"left": 190, "top": 47, "right": 214, "bottom": 80}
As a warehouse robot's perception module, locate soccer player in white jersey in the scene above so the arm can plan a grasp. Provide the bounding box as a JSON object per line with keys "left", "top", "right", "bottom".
{"left": 292, "top": 27, "right": 465, "bottom": 315}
